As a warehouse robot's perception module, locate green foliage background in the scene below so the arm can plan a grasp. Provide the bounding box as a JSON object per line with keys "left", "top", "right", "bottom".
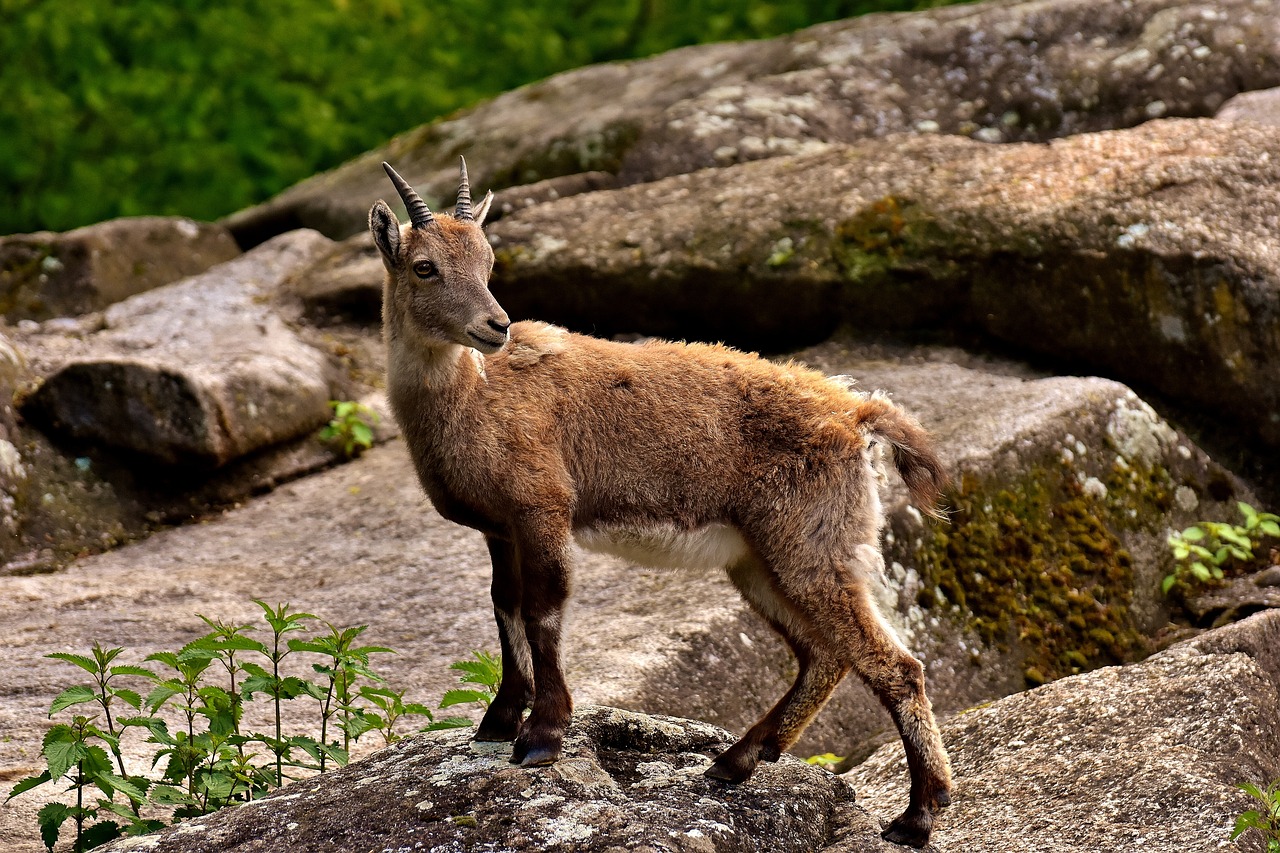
{"left": 2, "top": 0, "right": 963, "bottom": 236}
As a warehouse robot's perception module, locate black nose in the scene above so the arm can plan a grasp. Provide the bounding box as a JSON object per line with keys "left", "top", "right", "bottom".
{"left": 488, "top": 318, "right": 511, "bottom": 335}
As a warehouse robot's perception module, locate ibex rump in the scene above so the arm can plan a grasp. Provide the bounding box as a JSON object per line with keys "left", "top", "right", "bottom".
{"left": 370, "top": 160, "right": 953, "bottom": 847}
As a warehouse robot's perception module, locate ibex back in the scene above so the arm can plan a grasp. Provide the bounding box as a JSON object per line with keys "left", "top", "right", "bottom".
{"left": 371, "top": 160, "right": 953, "bottom": 847}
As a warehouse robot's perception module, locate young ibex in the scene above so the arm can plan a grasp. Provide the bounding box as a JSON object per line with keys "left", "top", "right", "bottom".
{"left": 370, "top": 160, "right": 953, "bottom": 847}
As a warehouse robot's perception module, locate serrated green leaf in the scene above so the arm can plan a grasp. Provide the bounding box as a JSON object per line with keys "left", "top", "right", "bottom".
{"left": 144, "top": 651, "right": 180, "bottom": 669}
{"left": 1239, "top": 501, "right": 1258, "bottom": 520}
{"left": 1260, "top": 520, "right": 1280, "bottom": 537}
{"left": 5, "top": 769, "right": 52, "bottom": 801}
{"left": 1190, "top": 562, "right": 1212, "bottom": 582}
{"left": 110, "top": 687, "right": 143, "bottom": 710}
{"left": 78, "top": 819, "right": 123, "bottom": 849}
{"left": 37, "top": 801, "right": 71, "bottom": 851}
{"left": 1172, "top": 545, "right": 1189, "bottom": 559}
{"left": 100, "top": 773, "right": 147, "bottom": 804}
{"left": 108, "top": 664, "right": 158, "bottom": 679}
{"left": 148, "top": 784, "right": 194, "bottom": 806}
{"left": 44, "top": 736, "right": 88, "bottom": 780}
{"left": 46, "top": 652, "right": 99, "bottom": 674}
{"left": 50, "top": 685, "right": 98, "bottom": 715}
{"left": 1179, "top": 527, "right": 1206, "bottom": 541}
{"left": 145, "top": 683, "right": 183, "bottom": 712}
{"left": 350, "top": 422, "right": 373, "bottom": 446}
{"left": 439, "top": 689, "right": 493, "bottom": 708}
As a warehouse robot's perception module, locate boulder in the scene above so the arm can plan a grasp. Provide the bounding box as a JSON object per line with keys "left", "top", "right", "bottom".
{"left": 1217, "top": 86, "right": 1280, "bottom": 125}
{"left": 486, "top": 118, "right": 1280, "bottom": 450}
{"left": 98, "top": 707, "right": 883, "bottom": 853}
{"left": 20, "top": 230, "right": 337, "bottom": 466}
{"left": 0, "top": 217, "right": 239, "bottom": 322}
{"left": 847, "top": 609, "right": 1280, "bottom": 852}
{"left": 222, "top": 0, "right": 1280, "bottom": 244}
{"left": 93, "top": 614, "right": 1280, "bottom": 853}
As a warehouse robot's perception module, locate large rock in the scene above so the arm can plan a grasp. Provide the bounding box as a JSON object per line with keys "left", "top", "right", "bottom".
{"left": 0, "top": 217, "right": 239, "bottom": 322}
{"left": 847, "top": 610, "right": 1280, "bottom": 852}
{"left": 95, "top": 614, "right": 1280, "bottom": 853}
{"left": 20, "top": 230, "right": 337, "bottom": 466}
{"left": 223, "top": 0, "right": 1280, "bottom": 245}
{"left": 1217, "top": 86, "right": 1280, "bottom": 125}
{"left": 482, "top": 119, "right": 1280, "bottom": 450}
{"left": 99, "top": 707, "right": 882, "bottom": 853}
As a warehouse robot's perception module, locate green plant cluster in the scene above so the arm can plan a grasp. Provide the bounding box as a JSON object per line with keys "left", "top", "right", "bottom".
{"left": 6, "top": 601, "right": 501, "bottom": 852}
{"left": 2, "top": 0, "right": 969, "bottom": 237}
{"left": 1234, "top": 779, "right": 1280, "bottom": 853}
{"left": 318, "top": 400, "right": 380, "bottom": 458}
{"left": 1164, "top": 501, "right": 1279, "bottom": 594}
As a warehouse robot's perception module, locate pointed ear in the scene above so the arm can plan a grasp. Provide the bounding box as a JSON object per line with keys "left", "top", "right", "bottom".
{"left": 474, "top": 190, "right": 495, "bottom": 227}
{"left": 369, "top": 200, "right": 401, "bottom": 268}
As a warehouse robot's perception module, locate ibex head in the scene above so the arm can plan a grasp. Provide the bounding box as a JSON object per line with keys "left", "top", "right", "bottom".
{"left": 370, "top": 159, "right": 510, "bottom": 354}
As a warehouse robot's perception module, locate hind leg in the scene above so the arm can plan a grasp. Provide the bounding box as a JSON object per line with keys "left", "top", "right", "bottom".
{"left": 770, "top": 546, "right": 951, "bottom": 848}
{"left": 706, "top": 558, "right": 850, "bottom": 782}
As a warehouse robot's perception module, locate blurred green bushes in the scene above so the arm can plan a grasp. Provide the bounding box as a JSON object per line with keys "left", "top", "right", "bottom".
{"left": 1, "top": 0, "right": 964, "bottom": 236}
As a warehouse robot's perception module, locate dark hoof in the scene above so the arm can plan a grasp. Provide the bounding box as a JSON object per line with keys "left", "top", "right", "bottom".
{"left": 704, "top": 750, "right": 756, "bottom": 784}
{"left": 518, "top": 746, "right": 560, "bottom": 767}
{"left": 934, "top": 789, "right": 952, "bottom": 809}
{"left": 882, "top": 810, "right": 932, "bottom": 849}
{"left": 758, "top": 743, "right": 781, "bottom": 763}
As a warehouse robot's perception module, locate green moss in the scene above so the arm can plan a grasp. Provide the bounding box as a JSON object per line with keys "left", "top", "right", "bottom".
{"left": 909, "top": 459, "right": 1167, "bottom": 689}
{"left": 831, "top": 195, "right": 953, "bottom": 282}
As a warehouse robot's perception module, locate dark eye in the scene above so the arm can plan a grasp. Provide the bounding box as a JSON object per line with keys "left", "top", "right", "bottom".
{"left": 412, "top": 260, "right": 438, "bottom": 278}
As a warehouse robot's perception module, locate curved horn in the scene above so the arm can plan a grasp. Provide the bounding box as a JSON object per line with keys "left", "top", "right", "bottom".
{"left": 455, "top": 156, "right": 473, "bottom": 222}
{"left": 381, "top": 161, "right": 433, "bottom": 228}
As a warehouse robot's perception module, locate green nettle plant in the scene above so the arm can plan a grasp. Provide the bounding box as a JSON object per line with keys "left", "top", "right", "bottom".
{"left": 318, "top": 400, "right": 380, "bottom": 458}
{"left": 1164, "top": 502, "right": 1280, "bottom": 594}
{"left": 1232, "top": 780, "right": 1280, "bottom": 853}
{"left": 7, "top": 603, "right": 501, "bottom": 852}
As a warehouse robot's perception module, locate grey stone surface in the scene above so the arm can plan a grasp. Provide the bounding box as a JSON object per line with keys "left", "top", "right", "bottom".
{"left": 846, "top": 609, "right": 1280, "bottom": 853}
{"left": 21, "top": 230, "right": 337, "bottom": 466}
{"left": 222, "top": 0, "right": 1280, "bottom": 244}
{"left": 1218, "top": 86, "right": 1280, "bottom": 126}
{"left": 98, "top": 707, "right": 884, "bottom": 853}
{"left": 0, "top": 217, "right": 240, "bottom": 322}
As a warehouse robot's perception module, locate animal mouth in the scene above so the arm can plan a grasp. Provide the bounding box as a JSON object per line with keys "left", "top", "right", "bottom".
{"left": 467, "top": 329, "right": 507, "bottom": 353}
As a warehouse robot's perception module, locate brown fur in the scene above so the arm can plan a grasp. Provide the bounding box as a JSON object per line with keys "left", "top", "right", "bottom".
{"left": 370, "top": 175, "right": 954, "bottom": 848}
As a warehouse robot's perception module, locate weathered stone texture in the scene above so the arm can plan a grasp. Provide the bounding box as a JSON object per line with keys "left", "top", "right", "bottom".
{"left": 21, "top": 230, "right": 336, "bottom": 466}
{"left": 848, "top": 610, "right": 1280, "bottom": 853}
{"left": 0, "top": 217, "right": 240, "bottom": 321}
{"left": 223, "top": 0, "right": 1280, "bottom": 245}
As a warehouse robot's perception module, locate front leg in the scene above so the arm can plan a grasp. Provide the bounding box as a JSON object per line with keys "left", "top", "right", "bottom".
{"left": 509, "top": 514, "right": 573, "bottom": 767}
{"left": 475, "top": 535, "right": 534, "bottom": 742}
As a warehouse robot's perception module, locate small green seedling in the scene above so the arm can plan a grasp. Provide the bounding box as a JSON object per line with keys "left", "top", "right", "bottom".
{"left": 319, "top": 400, "right": 380, "bottom": 457}
{"left": 1232, "top": 779, "right": 1280, "bottom": 853}
{"left": 1164, "top": 502, "right": 1279, "bottom": 594}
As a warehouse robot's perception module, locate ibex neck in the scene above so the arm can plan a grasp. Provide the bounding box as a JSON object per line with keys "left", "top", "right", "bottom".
{"left": 387, "top": 339, "right": 482, "bottom": 401}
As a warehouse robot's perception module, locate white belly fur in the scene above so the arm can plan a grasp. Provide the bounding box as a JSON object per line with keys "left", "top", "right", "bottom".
{"left": 573, "top": 522, "right": 751, "bottom": 570}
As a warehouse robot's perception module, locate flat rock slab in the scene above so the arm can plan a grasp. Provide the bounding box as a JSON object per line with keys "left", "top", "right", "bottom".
{"left": 0, "top": 217, "right": 240, "bottom": 322}
{"left": 224, "top": 0, "right": 1280, "bottom": 243}
{"left": 21, "top": 230, "right": 336, "bottom": 466}
{"left": 488, "top": 118, "right": 1280, "bottom": 448}
{"left": 99, "top": 707, "right": 884, "bottom": 853}
{"left": 846, "top": 610, "right": 1280, "bottom": 853}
